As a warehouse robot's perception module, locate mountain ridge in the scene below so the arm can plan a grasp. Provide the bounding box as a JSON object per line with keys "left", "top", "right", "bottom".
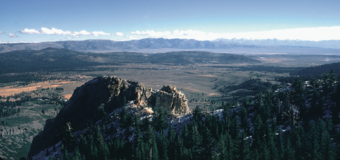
{"left": 1, "top": 38, "right": 340, "bottom": 54}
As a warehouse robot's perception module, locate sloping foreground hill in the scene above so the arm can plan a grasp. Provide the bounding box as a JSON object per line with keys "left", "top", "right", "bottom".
{"left": 28, "top": 72, "right": 340, "bottom": 159}
{"left": 28, "top": 76, "right": 191, "bottom": 158}
{"left": 0, "top": 48, "right": 260, "bottom": 73}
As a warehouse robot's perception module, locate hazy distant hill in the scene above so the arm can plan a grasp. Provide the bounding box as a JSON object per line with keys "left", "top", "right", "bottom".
{"left": 0, "top": 48, "right": 260, "bottom": 73}
{"left": 1, "top": 38, "right": 340, "bottom": 54}
{"left": 295, "top": 61, "right": 340, "bottom": 77}
{"left": 0, "top": 39, "right": 258, "bottom": 53}
{"left": 215, "top": 38, "right": 340, "bottom": 49}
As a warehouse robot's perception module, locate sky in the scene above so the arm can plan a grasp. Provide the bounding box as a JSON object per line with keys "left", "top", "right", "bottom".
{"left": 1, "top": 0, "right": 340, "bottom": 43}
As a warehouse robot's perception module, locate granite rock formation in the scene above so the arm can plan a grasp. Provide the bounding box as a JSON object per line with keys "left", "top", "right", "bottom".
{"left": 28, "top": 76, "right": 190, "bottom": 158}
{"left": 155, "top": 85, "right": 190, "bottom": 115}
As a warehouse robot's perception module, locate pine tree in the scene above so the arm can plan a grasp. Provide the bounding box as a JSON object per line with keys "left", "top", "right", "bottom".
{"left": 323, "top": 131, "right": 336, "bottom": 160}
{"left": 201, "top": 127, "right": 215, "bottom": 159}
{"left": 240, "top": 106, "right": 248, "bottom": 130}
{"left": 144, "top": 125, "right": 156, "bottom": 160}
{"left": 303, "top": 122, "right": 321, "bottom": 160}
{"left": 61, "top": 143, "right": 65, "bottom": 152}
{"left": 222, "top": 102, "right": 231, "bottom": 118}
{"left": 326, "top": 117, "right": 333, "bottom": 133}
{"left": 134, "top": 127, "right": 144, "bottom": 160}
{"left": 152, "top": 106, "right": 168, "bottom": 131}
{"left": 193, "top": 105, "right": 203, "bottom": 122}
{"left": 45, "top": 149, "right": 50, "bottom": 156}
{"left": 182, "top": 125, "right": 190, "bottom": 148}
{"left": 142, "top": 115, "right": 151, "bottom": 132}
{"left": 99, "top": 103, "right": 108, "bottom": 125}
{"left": 72, "top": 147, "right": 81, "bottom": 160}
{"left": 156, "top": 131, "right": 169, "bottom": 160}
{"left": 63, "top": 149, "right": 69, "bottom": 160}
{"left": 230, "top": 113, "right": 240, "bottom": 140}
{"left": 316, "top": 98, "right": 324, "bottom": 119}
{"left": 120, "top": 106, "right": 128, "bottom": 128}
{"left": 238, "top": 132, "right": 250, "bottom": 160}
{"left": 167, "top": 125, "right": 177, "bottom": 160}
{"left": 322, "top": 73, "right": 331, "bottom": 102}
{"left": 310, "top": 77, "right": 317, "bottom": 89}
{"left": 191, "top": 125, "right": 202, "bottom": 159}
{"left": 94, "top": 125, "right": 107, "bottom": 159}
{"left": 261, "top": 143, "right": 270, "bottom": 160}
{"left": 253, "top": 114, "right": 263, "bottom": 150}
{"left": 152, "top": 138, "right": 159, "bottom": 160}
{"left": 331, "top": 83, "right": 340, "bottom": 124}
{"left": 62, "top": 122, "right": 77, "bottom": 152}
{"left": 284, "top": 139, "right": 294, "bottom": 160}
{"left": 225, "top": 134, "right": 235, "bottom": 160}
{"left": 309, "top": 89, "right": 320, "bottom": 119}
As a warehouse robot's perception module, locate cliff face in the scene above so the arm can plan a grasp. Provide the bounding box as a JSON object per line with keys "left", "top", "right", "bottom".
{"left": 155, "top": 85, "right": 190, "bottom": 115}
{"left": 28, "top": 76, "right": 190, "bottom": 157}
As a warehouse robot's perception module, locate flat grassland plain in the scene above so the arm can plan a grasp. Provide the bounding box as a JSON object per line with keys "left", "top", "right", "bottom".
{"left": 0, "top": 53, "right": 336, "bottom": 159}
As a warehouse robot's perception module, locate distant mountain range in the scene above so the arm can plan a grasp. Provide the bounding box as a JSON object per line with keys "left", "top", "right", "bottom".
{"left": 215, "top": 38, "right": 340, "bottom": 49}
{"left": 1, "top": 38, "right": 340, "bottom": 54}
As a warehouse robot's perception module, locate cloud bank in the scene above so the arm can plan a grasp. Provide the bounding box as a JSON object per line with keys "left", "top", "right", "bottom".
{"left": 20, "top": 27, "right": 111, "bottom": 37}
{"left": 12, "top": 26, "right": 340, "bottom": 42}
{"left": 130, "top": 27, "right": 340, "bottom": 41}
{"left": 0, "top": 31, "right": 4, "bottom": 34}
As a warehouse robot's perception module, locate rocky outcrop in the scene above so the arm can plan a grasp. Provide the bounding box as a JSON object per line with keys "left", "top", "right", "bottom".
{"left": 155, "top": 85, "right": 190, "bottom": 115}
{"left": 28, "top": 76, "right": 190, "bottom": 158}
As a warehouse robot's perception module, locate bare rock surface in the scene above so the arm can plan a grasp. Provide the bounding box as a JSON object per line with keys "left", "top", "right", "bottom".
{"left": 156, "top": 85, "right": 190, "bottom": 115}
{"left": 28, "top": 76, "right": 189, "bottom": 158}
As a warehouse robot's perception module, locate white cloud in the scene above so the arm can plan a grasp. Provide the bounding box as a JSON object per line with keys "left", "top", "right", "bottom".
{"left": 115, "top": 32, "right": 124, "bottom": 36}
{"left": 20, "top": 27, "right": 111, "bottom": 37}
{"left": 0, "top": 31, "right": 4, "bottom": 34}
{"left": 8, "top": 33, "right": 18, "bottom": 38}
{"left": 20, "top": 28, "right": 40, "bottom": 34}
{"left": 91, "top": 31, "right": 111, "bottom": 36}
{"left": 130, "top": 27, "right": 340, "bottom": 41}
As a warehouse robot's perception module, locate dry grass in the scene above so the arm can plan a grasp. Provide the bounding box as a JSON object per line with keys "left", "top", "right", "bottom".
{"left": 64, "top": 94, "right": 72, "bottom": 99}
{"left": 200, "top": 74, "right": 217, "bottom": 77}
{"left": 0, "top": 80, "right": 76, "bottom": 97}
{"left": 183, "top": 87, "right": 203, "bottom": 93}
{"left": 208, "top": 93, "right": 220, "bottom": 96}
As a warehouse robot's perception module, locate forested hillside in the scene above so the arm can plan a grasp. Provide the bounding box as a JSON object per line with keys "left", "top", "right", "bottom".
{"left": 30, "top": 71, "right": 340, "bottom": 160}
{"left": 295, "top": 62, "right": 340, "bottom": 77}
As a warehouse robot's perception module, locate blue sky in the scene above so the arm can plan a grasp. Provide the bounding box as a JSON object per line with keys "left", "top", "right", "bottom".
{"left": 1, "top": 0, "right": 340, "bottom": 43}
